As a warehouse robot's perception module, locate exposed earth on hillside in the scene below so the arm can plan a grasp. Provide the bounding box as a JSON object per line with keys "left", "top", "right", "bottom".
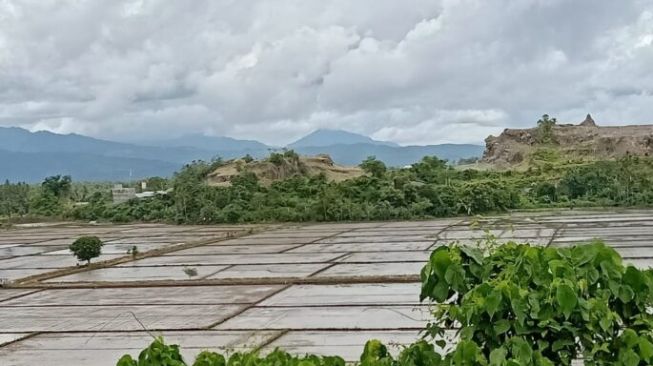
{"left": 483, "top": 114, "right": 653, "bottom": 167}
{"left": 207, "top": 154, "right": 364, "bottom": 186}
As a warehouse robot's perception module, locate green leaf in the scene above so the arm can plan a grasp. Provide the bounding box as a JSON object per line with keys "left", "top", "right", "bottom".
{"left": 494, "top": 319, "right": 511, "bottom": 335}
{"left": 639, "top": 337, "right": 653, "bottom": 361}
{"left": 431, "top": 247, "right": 452, "bottom": 278}
{"left": 572, "top": 244, "right": 598, "bottom": 266}
{"left": 444, "top": 264, "right": 465, "bottom": 290}
{"left": 552, "top": 339, "right": 574, "bottom": 352}
{"left": 489, "top": 347, "right": 507, "bottom": 366}
{"left": 618, "top": 285, "right": 635, "bottom": 303}
{"left": 586, "top": 267, "right": 600, "bottom": 284}
{"left": 622, "top": 329, "right": 639, "bottom": 348}
{"left": 534, "top": 352, "right": 554, "bottom": 366}
{"left": 619, "top": 349, "right": 640, "bottom": 366}
{"left": 460, "top": 246, "right": 484, "bottom": 265}
{"left": 511, "top": 338, "right": 533, "bottom": 364}
{"left": 485, "top": 289, "right": 502, "bottom": 319}
{"left": 555, "top": 283, "right": 577, "bottom": 319}
{"left": 431, "top": 279, "right": 450, "bottom": 303}
{"left": 116, "top": 355, "right": 138, "bottom": 366}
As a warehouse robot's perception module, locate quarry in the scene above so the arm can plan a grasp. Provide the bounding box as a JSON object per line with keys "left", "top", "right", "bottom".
{"left": 483, "top": 114, "right": 653, "bottom": 167}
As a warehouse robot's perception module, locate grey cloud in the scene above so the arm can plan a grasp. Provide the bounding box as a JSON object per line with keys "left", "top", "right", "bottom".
{"left": 0, "top": 0, "right": 652, "bottom": 146}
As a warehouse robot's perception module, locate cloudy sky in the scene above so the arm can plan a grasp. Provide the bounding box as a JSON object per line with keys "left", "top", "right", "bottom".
{"left": 1, "top": 0, "right": 652, "bottom": 146}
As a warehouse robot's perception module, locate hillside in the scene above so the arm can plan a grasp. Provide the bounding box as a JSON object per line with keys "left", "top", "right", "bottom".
{"left": 207, "top": 154, "right": 363, "bottom": 186}
{"left": 483, "top": 115, "right": 653, "bottom": 167}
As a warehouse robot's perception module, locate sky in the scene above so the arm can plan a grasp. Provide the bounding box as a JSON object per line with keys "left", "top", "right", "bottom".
{"left": 1, "top": 0, "right": 652, "bottom": 146}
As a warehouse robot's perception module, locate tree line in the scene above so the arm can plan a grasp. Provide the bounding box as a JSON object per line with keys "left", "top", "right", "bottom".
{"left": 3, "top": 151, "right": 653, "bottom": 225}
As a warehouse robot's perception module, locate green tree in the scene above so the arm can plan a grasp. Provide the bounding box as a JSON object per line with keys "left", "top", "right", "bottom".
{"left": 69, "top": 236, "right": 103, "bottom": 264}
{"left": 42, "top": 175, "right": 72, "bottom": 198}
{"left": 0, "top": 180, "right": 29, "bottom": 217}
{"left": 283, "top": 149, "right": 300, "bottom": 163}
{"left": 359, "top": 156, "right": 387, "bottom": 178}
{"left": 268, "top": 152, "right": 284, "bottom": 166}
{"left": 536, "top": 114, "right": 557, "bottom": 144}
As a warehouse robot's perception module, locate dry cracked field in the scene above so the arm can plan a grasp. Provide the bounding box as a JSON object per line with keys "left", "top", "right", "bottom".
{"left": 1, "top": 210, "right": 653, "bottom": 365}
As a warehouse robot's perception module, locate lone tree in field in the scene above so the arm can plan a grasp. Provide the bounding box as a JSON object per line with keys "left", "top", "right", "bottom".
{"left": 69, "top": 236, "right": 103, "bottom": 264}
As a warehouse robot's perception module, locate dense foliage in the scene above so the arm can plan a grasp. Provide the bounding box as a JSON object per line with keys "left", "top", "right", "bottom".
{"left": 116, "top": 336, "right": 443, "bottom": 366}
{"left": 4, "top": 153, "right": 653, "bottom": 225}
{"left": 117, "top": 241, "right": 653, "bottom": 365}
{"left": 73, "top": 154, "right": 653, "bottom": 224}
{"left": 420, "top": 241, "right": 653, "bottom": 365}
{"left": 69, "top": 236, "right": 104, "bottom": 264}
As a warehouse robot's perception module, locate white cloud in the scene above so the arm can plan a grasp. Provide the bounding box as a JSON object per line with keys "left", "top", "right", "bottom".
{"left": 0, "top": 0, "right": 652, "bottom": 146}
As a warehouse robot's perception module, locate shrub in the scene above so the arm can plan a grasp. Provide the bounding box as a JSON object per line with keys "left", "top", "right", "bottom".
{"left": 117, "top": 337, "right": 346, "bottom": 366}
{"left": 69, "top": 236, "right": 103, "bottom": 264}
{"left": 359, "top": 156, "right": 387, "bottom": 178}
{"left": 420, "top": 241, "right": 653, "bottom": 365}
{"left": 457, "top": 180, "right": 517, "bottom": 214}
{"left": 268, "top": 152, "right": 284, "bottom": 166}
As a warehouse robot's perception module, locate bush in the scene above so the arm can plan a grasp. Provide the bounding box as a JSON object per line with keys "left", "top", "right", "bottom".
{"left": 117, "top": 337, "right": 346, "bottom": 366}
{"left": 69, "top": 236, "right": 103, "bottom": 264}
{"left": 268, "top": 152, "right": 284, "bottom": 166}
{"left": 457, "top": 180, "right": 517, "bottom": 214}
{"left": 420, "top": 241, "right": 653, "bottom": 365}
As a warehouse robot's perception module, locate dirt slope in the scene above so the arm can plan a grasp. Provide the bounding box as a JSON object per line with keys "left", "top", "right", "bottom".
{"left": 483, "top": 115, "right": 653, "bottom": 167}
{"left": 207, "top": 154, "right": 364, "bottom": 186}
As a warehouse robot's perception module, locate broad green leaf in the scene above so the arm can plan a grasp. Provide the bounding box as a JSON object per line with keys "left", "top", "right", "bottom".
{"left": 619, "top": 349, "right": 641, "bottom": 366}
{"left": 622, "top": 329, "right": 639, "bottom": 348}
{"left": 511, "top": 338, "right": 533, "bottom": 364}
{"left": 432, "top": 279, "right": 450, "bottom": 302}
{"left": 618, "top": 285, "right": 635, "bottom": 303}
{"left": 116, "top": 355, "right": 138, "bottom": 366}
{"left": 460, "top": 246, "right": 484, "bottom": 265}
{"left": 431, "top": 247, "right": 452, "bottom": 279}
{"left": 639, "top": 337, "right": 653, "bottom": 361}
{"left": 485, "top": 289, "right": 502, "bottom": 319}
{"left": 444, "top": 264, "right": 465, "bottom": 290}
{"left": 556, "top": 283, "right": 577, "bottom": 319}
{"left": 494, "top": 319, "right": 511, "bottom": 335}
{"left": 489, "top": 347, "right": 507, "bottom": 366}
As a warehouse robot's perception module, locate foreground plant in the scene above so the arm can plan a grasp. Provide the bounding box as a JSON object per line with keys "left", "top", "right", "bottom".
{"left": 117, "top": 337, "right": 443, "bottom": 366}
{"left": 116, "top": 336, "right": 347, "bottom": 366}
{"left": 117, "top": 241, "right": 653, "bottom": 366}
{"left": 420, "top": 241, "right": 653, "bottom": 365}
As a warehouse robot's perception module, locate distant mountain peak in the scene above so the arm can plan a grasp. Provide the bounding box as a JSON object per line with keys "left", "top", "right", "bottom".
{"left": 288, "top": 129, "right": 398, "bottom": 148}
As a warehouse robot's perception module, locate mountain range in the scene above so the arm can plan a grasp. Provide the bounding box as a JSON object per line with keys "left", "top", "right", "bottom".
{"left": 0, "top": 127, "right": 483, "bottom": 182}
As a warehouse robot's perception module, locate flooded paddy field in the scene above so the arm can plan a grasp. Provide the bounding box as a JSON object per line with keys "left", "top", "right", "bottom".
{"left": 1, "top": 210, "right": 653, "bottom": 365}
